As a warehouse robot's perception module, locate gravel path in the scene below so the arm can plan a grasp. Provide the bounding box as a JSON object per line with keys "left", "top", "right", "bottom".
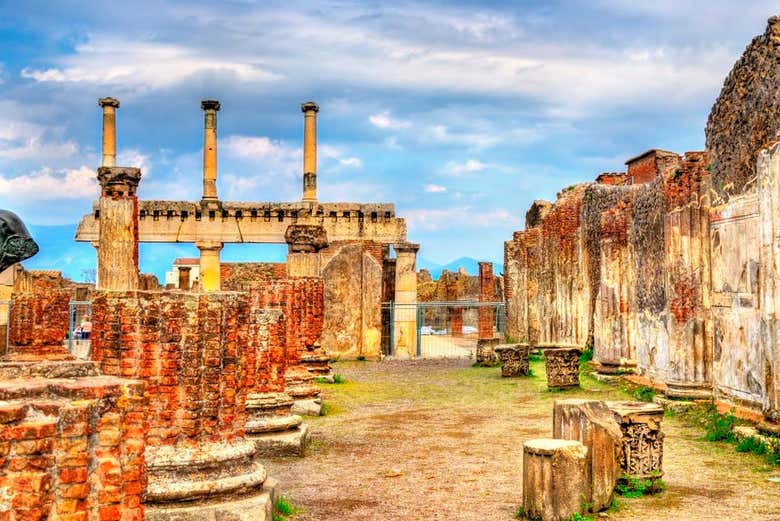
{"left": 265, "top": 358, "right": 780, "bottom": 520}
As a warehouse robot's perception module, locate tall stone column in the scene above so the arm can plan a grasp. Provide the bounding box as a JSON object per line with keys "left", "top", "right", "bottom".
{"left": 478, "top": 262, "right": 495, "bottom": 339}
{"left": 201, "top": 99, "right": 220, "bottom": 203}
{"left": 393, "top": 242, "right": 419, "bottom": 358}
{"left": 98, "top": 97, "right": 119, "bottom": 167}
{"left": 96, "top": 166, "right": 141, "bottom": 291}
{"left": 197, "top": 240, "right": 223, "bottom": 292}
{"left": 301, "top": 102, "right": 319, "bottom": 204}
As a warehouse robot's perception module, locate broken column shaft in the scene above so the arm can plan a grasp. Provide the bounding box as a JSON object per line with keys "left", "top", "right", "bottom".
{"left": 393, "top": 242, "right": 419, "bottom": 358}
{"left": 98, "top": 97, "right": 120, "bottom": 167}
{"left": 201, "top": 99, "right": 220, "bottom": 202}
{"left": 301, "top": 102, "right": 319, "bottom": 204}
{"left": 96, "top": 166, "right": 141, "bottom": 291}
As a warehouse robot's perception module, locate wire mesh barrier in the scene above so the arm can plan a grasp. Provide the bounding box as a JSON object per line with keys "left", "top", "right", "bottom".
{"left": 0, "top": 300, "right": 9, "bottom": 357}
{"left": 68, "top": 301, "right": 93, "bottom": 360}
{"left": 381, "top": 301, "right": 505, "bottom": 358}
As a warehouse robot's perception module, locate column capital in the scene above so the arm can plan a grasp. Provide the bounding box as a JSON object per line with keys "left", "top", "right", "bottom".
{"left": 201, "top": 99, "right": 221, "bottom": 111}
{"left": 195, "top": 240, "right": 224, "bottom": 251}
{"left": 301, "top": 101, "right": 319, "bottom": 113}
{"left": 97, "top": 167, "right": 141, "bottom": 197}
{"left": 98, "top": 97, "right": 120, "bottom": 109}
{"left": 394, "top": 242, "right": 420, "bottom": 254}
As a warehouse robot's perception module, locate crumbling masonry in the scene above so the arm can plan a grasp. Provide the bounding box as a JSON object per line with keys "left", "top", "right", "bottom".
{"left": 504, "top": 17, "right": 780, "bottom": 421}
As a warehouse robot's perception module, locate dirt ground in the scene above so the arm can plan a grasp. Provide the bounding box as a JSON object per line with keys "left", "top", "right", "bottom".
{"left": 265, "top": 358, "right": 780, "bottom": 520}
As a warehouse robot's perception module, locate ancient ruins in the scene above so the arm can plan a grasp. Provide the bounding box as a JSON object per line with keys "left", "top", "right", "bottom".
{"left": 505, "top": 16, "right": 780, "bottom": 424}
{"left": 0, "top": 12, "right": 779, "bottom": 521}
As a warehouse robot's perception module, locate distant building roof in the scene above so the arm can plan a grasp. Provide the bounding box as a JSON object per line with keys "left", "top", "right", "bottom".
{"left": 173, "top": 258, "right": 199, "bottom": 266}
{"left": 624, "top": 149, "right": 679, "bottom": 165}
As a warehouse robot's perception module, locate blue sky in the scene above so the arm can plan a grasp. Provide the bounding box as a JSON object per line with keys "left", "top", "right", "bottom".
{"left": 0, "top": 1, "right": 776, "bottom": 280}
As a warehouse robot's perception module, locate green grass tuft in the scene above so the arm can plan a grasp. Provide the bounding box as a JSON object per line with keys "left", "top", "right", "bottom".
{"left": 274, "top": 496, "right": 298, "bottom": 520}
{"left": 633, "top": 386, "right": 656, "bottom": 402}
{"left": 703, "top": 407, "right": 737, "bottom": 442}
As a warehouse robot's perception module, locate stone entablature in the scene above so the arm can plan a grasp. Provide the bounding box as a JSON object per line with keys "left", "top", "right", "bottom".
{"left": 76, "top": 200, "right": 406, "bottom": 244}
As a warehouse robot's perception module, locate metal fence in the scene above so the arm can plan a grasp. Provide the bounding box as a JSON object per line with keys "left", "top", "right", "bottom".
{"left": 0, "top": 300, "right": 9, "bottom": 356}
{"left": 381, "top": 301, "right": 505, "bottom": 358}
{"left": 68, "top": 301, "right": 92, "bottom": 360}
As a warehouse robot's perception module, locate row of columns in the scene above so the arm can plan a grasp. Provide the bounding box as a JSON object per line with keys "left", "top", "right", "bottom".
{"left": 94, "top": 97, "right": 323, "bottom": 292}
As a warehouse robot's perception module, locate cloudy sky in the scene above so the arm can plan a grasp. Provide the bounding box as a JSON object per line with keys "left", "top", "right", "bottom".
{"left": 0, "top": 0, "right": 776, "bottom": 276}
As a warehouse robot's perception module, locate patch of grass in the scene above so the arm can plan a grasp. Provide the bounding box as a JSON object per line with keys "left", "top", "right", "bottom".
{"left": 320, "top": 402, "right": 343, "bottom": 416}
{"left": 529, "top": 353, "right": 544, "bottom": 363}
{"left": 765, "top": 442, "right": 780, "bottom": 466}
{"left": 356, "top": 355, "right": 366, "bottom": 361}
{"left": 703, "top": 407, "right": 737, "bottom": 442}
{"left": 616, "top": 474, "right": 666, "bottom": 497}
{"left": 736, "top": 436, "right": 768, "bottom": 455}
{"left": 316, "top": 374, "right": 346, "bottom": 384}
{"left": 273, "top": 496, "right": 299, "bottom": 520}
{"left": 514, "top": 506, "right": 525, "bottom": 519}
{"left": 579, "top": 348, "right": 593, "bottom": 363}
{"left": 633, "top": 385, "right": 656, "bottom": 402}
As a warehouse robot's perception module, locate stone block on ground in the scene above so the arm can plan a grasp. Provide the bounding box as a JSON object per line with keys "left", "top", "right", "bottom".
{"left": 606, "top": 401, "right": 665, "bottom": 483}
{"left": 476, "top": 337, "right": 500, "bottom": 365}
{"left": 553, "top": 399, "right": 623, "bottom": 511}
{"left": 495, "top": 343, "right": 530, "bottom": 377}
{"left": 292, "top": 397, "right": 323, "bottom": 416}
{"left": 522, "top": 438, "right": 589, "bottom": 521}
{"left": 543, "top": 347, "right": 581, "bottom": 389}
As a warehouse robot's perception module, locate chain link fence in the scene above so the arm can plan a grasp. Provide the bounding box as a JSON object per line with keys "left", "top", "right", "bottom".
{"left": 382, "top": 301, "right": 505, "bottom": 358}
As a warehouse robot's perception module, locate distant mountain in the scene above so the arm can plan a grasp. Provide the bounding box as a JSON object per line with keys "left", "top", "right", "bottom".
{"left": 21, "top": 225, "right": 502, "bottom": 282}
{"left": 418, "top": 256, "right": 503, "bottom": 280}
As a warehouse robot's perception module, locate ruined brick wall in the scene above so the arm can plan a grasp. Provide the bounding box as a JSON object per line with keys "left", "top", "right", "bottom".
{"left": 706, "top": 16, "right": 780, "bottom": 201}
{"left": 91, "top": 291, "right": 250, "bottom": 446}
{"left": 221, "top": 262, "right": 288, "bottom": 288}
{"left": 244, "top": 278, "right": 324, "bottom": 368}
{"left": 477, "top": 263, "right": 495, "bottom": 339}
{"left": 627, "top": 154, "right": 658, "bottom": 184}
{"left": 7, "top": 290, "right": 72, "bottom": 360}
{"left": 0, "top": 367, "right": 146, "bottom": 521}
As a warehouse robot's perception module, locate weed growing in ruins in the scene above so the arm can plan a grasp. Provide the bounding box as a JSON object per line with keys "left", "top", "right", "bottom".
{"left": 633, "top": 386, "right": 656, "bottom": 402}
{"left": 273, "top": 496, "right": 299, "bottom": 520}
{"left": 357, "top": 355, "right": 366, "bottom": 361}
{"left": 736, "top": 436, "right": 768, "bottom": 455}
{"left": 616, "top": 474, "right": 666, "bottom": 497}
{"left": 579, "top": 348, "right": 593, "bottom": 363}
{"left": 702, "top": 407, "right": 737, "bottom": 442}
{"left": 529, "top": 353, "right": 544, "bottom": 363}
{"left": 316, "top": 374, "right": 346, "bottom": 384}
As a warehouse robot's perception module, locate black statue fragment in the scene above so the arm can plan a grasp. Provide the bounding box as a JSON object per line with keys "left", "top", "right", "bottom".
{"left": 0, "top": 210, "right": 39, "bottom": 273}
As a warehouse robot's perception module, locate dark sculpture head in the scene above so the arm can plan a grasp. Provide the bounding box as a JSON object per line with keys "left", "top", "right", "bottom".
{"left": 0, "top": 210, "right": 39, "bottom": 273}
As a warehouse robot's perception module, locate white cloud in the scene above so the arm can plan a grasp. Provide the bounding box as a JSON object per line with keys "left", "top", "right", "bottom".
{"left": 0, "top": 166, "right": 97, "bottom": 200}
{"left": 0, "top": 137, "right": 78, "bottom": 161}
{"left": 369, "top": 111, "right": 411, "bottom": 130}
{"left": 338, "top": 157, "right": 363, "bottom": 168}
{"left": 424, "top": 184, "right": 447, "bottom": 193}
{"left": 21, "top": 38, "right": 281, "bottom": 92}
{"left": 405, "top": 206, "right": 522, "bottom": 231}
{"left": 442, "top": 159, "right": 489, "bottom": 175}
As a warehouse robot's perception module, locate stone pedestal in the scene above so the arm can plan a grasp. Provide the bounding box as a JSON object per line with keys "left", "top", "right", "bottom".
{"left": 553, "top": 399, "right": 623, "bottom": 512}
{"left": 476, "top": 337, "right": 500, "bottom": 365}
{"left": 246, "top": 392, "right": 309, "bottom": 457}
{"left": 544, "top": 347, "right": 581, "bottom": 389}
{"left": 286, "top": 365, "right": 323, "bottom": 416}
{"left": 495, "top": 343, "right": 530, "bottom": 376}
{"left": 522, "top": 438, "right": 589, "bottom": 521}
{"left": 606, "top": 401, "right": 665, "bottom": 483}
{"left": 393, "top": 243, "right": 420, "bottom": 358}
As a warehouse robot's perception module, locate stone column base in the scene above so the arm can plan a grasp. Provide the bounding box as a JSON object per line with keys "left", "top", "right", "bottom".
{"left": 146, "top": 477, "right": 279, "bottom": 521}
{"left": 301, "top": 352, "right": 333, "bottom": 378}
{"left": 145, "top": 439, "right": 269, "bottom": 512}
{"left": 664, "top": 381, "right": 712, "bottom": 400}
{"left": 286, "top": 366, "right": 323, "bottom": 416}
{"left": 246, "top": 392, "right": 309, "bottom": 456}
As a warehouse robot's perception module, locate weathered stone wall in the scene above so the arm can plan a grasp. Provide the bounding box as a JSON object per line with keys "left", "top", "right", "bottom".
{"left": 320, "top": 241, "right": 383, "bottom": 358}
{"left": 0, "top": 362, "right": 146, "bottom": 521}
{"left": 706, "top": 16, "right": 780, "bottom": 201}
